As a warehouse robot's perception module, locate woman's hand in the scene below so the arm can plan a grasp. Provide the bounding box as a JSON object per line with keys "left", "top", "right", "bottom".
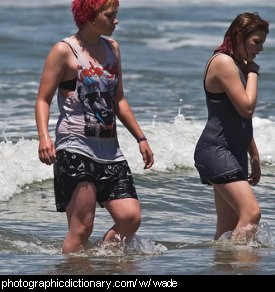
{"left": 248, "top": 157, "right": 261, "bottom": 186}
{"left": 38, "top": 135, "right": 56, "bottom": 165}
{"left": 139, "top": 140, "right": 154, "bottom": 169}
{"left": 246, "top": 61, "right": 260, "bottom": 75}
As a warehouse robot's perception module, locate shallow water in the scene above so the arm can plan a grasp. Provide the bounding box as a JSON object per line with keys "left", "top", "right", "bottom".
{"left": 0, "top": 171, "right": 274, "bottom": 275}
{"left": 0, "top": 0, "right": 275, "bottom": 275}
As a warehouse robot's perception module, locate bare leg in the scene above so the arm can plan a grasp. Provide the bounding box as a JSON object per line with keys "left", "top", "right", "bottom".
{"left": 214, "top": 186, "right": 239, "bottom": 240}
{"left": 62, "top": 182, "right": 97, "bottom": 254}
{"left": 213, "top": 181, "right": 261, "bottom": 244}
{"left": 102, "top": 198, "right": 141, "bottom": 243}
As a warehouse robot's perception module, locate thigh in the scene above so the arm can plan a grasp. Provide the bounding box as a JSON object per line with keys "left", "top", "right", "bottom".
{"left": 66, "top": 181, "right": 97, "bottom": 228}
{"left": 214, "top": 187, "right": 239, "bottom": 228}
{"left": 213, "top": 181, "right": 259, "bottom": 217}
{"left": 102, "top": 198, "right": 141, "bottom": 223}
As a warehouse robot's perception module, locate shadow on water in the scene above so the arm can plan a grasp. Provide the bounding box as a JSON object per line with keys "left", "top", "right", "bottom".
{"left": 211, "top": 247, "right": 262, "bottom": 275}
{"left": 49, "top": 255, "right": 142, "bottom": 275}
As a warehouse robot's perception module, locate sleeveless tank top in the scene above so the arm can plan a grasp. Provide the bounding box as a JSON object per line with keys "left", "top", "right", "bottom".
{"left": 55, "top": 37, "right": 125, "bottom": 163}
{"left": 202, "top": 53, "right": 253, "bottom": 154}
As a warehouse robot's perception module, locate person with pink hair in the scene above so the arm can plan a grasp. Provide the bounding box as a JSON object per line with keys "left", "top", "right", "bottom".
{"left": 35, "top": 0, "right": 154, "bottom": 253}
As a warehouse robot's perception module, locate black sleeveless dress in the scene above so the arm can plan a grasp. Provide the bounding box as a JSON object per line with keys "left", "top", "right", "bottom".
{"left": 194, "top": 55, "right": 253, "bottom": 185}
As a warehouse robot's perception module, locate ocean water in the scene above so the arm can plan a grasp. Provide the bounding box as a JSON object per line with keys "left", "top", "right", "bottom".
{"left": 0, "top": 0, "right": 275, "bottom": 275}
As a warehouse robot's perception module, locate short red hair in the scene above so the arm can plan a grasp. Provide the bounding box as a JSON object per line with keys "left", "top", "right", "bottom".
{"left": 71, "top": 0, "right": 119, "bottom": 29}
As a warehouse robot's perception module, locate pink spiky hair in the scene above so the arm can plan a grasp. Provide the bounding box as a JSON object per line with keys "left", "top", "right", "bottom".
{"left": 72, "top": 0, "right": 119, "bottom": 29}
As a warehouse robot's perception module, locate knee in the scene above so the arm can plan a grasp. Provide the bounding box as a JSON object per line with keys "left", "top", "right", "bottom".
{"left": 73, "top": 222, "right": 94, "bottom": 240}
{"left": 246, "top": 207, "right": 261, "bottom": 225}
{"left": 63, "top": 221, "right": 94, "bottom": 253}
{"left": 117, "top": 212, "right": 141, "bottom": 231}
{"left": 239, "top": 202, "right": 261, "bottom": 225}
{"left": 250, "top": 209, "right": 261, "bottom": 224}
{"left": 127, "top": 212, "right": 141, "bottom": 229}
{"left": 132, "top": 213, "right": 141, "bottom": 229}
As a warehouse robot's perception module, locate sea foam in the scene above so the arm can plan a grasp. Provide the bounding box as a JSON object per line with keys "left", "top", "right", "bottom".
{"left": 0, "top": 116, "right": 274, "bottom": 201}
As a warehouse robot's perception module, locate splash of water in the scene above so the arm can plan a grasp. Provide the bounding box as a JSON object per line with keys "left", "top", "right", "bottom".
{"left": 178, "top": 98, "right": 183, "bottom": 116}
{"left": 216, "top": 222, "right": 273, "bottom": 248}
{"left": 80, "top": 235, "right": 167, "bottom": 257}
{"left": 152, "top": 115, "right": 157, "bottom": 128}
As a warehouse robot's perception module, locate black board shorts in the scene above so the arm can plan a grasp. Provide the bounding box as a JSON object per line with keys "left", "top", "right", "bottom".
{"left": 53, "top": 150, "right": 138, "bottom": 212}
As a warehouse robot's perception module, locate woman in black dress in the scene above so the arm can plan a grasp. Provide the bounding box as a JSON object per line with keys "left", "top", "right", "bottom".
{"left": 194, "top": 13, "right": 269, "bottom": 243}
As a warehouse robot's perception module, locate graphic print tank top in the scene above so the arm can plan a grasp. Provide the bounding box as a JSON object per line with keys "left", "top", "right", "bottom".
{"left": 55, "top": 37, "right": 125, "bottom": 163}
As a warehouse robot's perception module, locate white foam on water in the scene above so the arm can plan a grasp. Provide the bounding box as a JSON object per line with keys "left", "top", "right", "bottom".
{"left": 253, "top": 117, "right": 275, "bottom": 167}
{"left": 0, "top": 116, "right": 274, "bottom": 201}
{"left": 118, "top": 114, "right": 203, "bottom": 173}
{"left": 143, "top": 34, "right": 222, "bottom": 50}
{"left": 0, "top": 139, "right": 53, "bottom": 201}
{"left": 142, "top": 33, "right": 275, "bottom": 50}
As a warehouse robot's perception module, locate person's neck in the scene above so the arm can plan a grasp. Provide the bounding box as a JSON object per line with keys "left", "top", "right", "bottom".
{"left": 76, "top": 30, "right": 101, "bottom": 47}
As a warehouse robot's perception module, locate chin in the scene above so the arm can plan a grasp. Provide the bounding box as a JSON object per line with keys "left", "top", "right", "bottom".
{"left": 246, "top": 56, "right": 254, "bottom": 62}
{"left": 104, "top": 32, "right": 113, "bottom": 37}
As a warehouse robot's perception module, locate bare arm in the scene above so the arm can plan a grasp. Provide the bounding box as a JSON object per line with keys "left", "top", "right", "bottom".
{"left": 210, "top": 54, "right": 259, "bottom": 119}
{"left": 35, "top": 42, "right": 69, "bottom": 165}
{"left": 109, "top": 39, "right": 154, "bottom": 169}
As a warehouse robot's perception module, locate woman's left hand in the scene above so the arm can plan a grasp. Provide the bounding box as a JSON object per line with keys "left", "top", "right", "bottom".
{"left": 248, "top": 157, "right": 261, "bottom": 186}
{"left": 139, "top": 141, "right": 154, "bottom": 169}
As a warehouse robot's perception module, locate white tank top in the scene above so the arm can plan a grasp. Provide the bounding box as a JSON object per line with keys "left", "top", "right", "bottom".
{"left": 55, "top": 37, "right": 125, "bottom": 163}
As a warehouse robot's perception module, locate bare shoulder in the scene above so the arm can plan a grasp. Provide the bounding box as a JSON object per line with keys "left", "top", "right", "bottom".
{"left": 104, "top": 37, "right": 120, "bottom": 58}
{"left": 212, "top": 53, "right": 236, "bottom": 68}
{"left": 50, "top": 41, "right": 72, "bottom": 58}
{"left": 209, "top": 53, "right": 239, "bottom": 77}
{"left": 44, "top": 40, "right": 77, "bottom": 70}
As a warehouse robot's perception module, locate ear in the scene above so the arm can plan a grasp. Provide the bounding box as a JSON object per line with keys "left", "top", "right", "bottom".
{"left": 88, "top": 19, "right": 96, "bottom": 25}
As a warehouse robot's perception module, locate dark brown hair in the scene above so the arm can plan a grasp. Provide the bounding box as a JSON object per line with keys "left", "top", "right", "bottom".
{"left": 215, "top": 12, "right": 269, "bottom": 59}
